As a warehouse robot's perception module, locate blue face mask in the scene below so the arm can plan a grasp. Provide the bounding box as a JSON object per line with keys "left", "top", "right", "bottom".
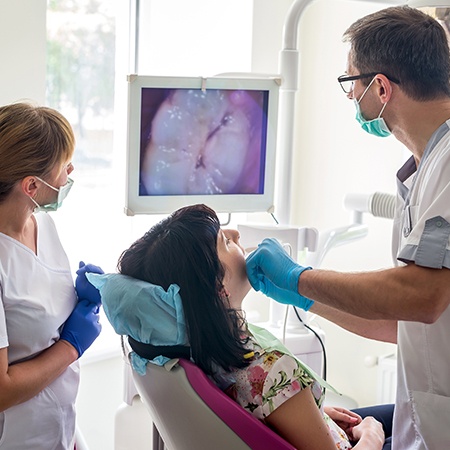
{"left": 30, "top": 177, "right": 74, "bottom": 212}
{"left": 354, "top": 77, "right": 391, "bottom": 138}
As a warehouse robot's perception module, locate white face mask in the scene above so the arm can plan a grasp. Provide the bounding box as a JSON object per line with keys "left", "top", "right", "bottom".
{"left": 29, "top": 177, "right": 74, "bottom": 212}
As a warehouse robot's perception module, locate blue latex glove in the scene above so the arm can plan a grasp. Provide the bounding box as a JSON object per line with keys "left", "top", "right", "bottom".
{"left": 75, "top": 261, "right": 104, "bottom": 306}
{"left": 60, "top": 299, "right": 102, "bottom": 358}
{"left": 245, "top": 238, "right": 314, "bottom": 311}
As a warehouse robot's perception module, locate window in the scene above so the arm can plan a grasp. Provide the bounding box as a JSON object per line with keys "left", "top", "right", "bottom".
{"left": 46, "top": 0, "right": 129, "bottom": 272}
{"left": 46, "top": 0, "right": 256, "bottom": 358}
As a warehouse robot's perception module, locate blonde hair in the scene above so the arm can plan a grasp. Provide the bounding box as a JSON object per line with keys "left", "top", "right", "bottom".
{"left": 0, "top": 102, "right": 75, "bottom": 202}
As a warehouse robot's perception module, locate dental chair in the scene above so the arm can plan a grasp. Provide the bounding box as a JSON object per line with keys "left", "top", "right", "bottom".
{"left": 131, "top": 357, "right": 295, "bottom": 450}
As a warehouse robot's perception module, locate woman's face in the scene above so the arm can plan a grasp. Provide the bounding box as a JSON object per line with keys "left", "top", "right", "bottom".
{"left": 216, "top": 228, "right": 251, "bottom": 309}
{"left": 35, "top": 160, "right": 74, "bottom": 205}
{"left": 47, "top": 160, "right": 74, "bottom": 187}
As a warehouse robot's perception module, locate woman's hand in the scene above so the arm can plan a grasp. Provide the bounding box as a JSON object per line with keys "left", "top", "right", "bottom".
{"left": 60, "top": 299, "right": 102, "bottom": 358}
{"left": 349, "top": 416, "right": 385, "bottom": 449}
{"left": 75, "top": 261, "right": 104, "bottom": 306}
{"left": 324, "top": 406, "right": 361, "bottom": 434}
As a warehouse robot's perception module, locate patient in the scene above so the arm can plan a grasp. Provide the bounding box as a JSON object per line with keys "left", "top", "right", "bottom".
{"left": 90, "top": 204, "right": 385, "bottom": 450}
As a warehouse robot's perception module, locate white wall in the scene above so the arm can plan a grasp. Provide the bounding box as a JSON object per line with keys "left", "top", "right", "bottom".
{"left": 252, "top": 0, "right": 399, "bottom": 407}
{"left": 0, "top": 0, "right": 46, "bottom": 104}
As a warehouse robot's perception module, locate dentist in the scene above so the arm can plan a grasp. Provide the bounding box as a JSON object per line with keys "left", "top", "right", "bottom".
{"left": 0, "top": 102, "right": 102, "bottom": 449}
{"left": 247, "top": 6, "right": 450, "bottom": 450}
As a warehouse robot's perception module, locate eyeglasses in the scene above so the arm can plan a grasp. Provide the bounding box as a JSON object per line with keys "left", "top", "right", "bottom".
{"left": 337, "top": 72, "right": 400, "bottom": 94}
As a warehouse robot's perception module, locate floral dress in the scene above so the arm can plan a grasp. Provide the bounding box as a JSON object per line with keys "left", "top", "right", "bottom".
{"left": 211, "top": 324, "right": 352, "bottom": 449}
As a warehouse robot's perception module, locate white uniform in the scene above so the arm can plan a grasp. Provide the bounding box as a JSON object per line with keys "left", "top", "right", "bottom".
{"left": 0, "top": 212, "right": 79, "bottom": 450}
{"left": 392, "top": 121, "right": 450, "bottom": 449}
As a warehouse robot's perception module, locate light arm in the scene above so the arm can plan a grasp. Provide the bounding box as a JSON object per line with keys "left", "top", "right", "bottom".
{"left": 276, "top": 0, "right": 314, "bottom": 225}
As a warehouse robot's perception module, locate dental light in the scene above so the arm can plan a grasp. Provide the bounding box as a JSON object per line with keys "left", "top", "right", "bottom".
{"left": 382, "top": 0, "right": 450, "bottom": 5}
{"left": 408, "top": 0, "right": 450, "bottom": 6}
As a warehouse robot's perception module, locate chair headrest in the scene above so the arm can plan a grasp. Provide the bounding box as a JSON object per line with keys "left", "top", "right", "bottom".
{"left": 87, "top": 272, "right": 189, "bottom": 373}
{"left": 128, "top": 335, "right": 191, "bottom": 361}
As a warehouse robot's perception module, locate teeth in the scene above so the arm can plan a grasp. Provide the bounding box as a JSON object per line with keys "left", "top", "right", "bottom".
{"left": 141, "top": 89, "right": 263, "bottom": 195}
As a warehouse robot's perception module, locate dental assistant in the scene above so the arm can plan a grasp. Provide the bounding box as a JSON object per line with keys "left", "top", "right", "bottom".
{"left": 246, "top": 6, "right": 450, "bottom": 450}
{"left": 0, "top": 102, "right": 102, "bottom": 449}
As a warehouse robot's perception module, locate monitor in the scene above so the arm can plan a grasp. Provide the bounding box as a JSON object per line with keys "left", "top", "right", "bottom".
{"left": 124, "top": 74, "right": 280, "bottom": 216}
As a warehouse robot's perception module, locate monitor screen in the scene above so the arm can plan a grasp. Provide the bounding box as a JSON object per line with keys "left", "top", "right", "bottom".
{"left": 124, "top": 75, "right": 280, "bottom": 215}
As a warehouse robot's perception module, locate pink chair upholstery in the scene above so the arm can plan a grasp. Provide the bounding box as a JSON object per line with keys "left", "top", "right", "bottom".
{"left": 131, "top": 357, "right": 295, "bottom": 450}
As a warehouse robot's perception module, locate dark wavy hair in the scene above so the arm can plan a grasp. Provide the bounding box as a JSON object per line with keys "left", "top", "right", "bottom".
{"left": 117, "top": 204, "right": 249, "bottom": 375}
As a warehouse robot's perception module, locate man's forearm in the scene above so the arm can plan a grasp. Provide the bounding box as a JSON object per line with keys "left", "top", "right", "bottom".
{"left": 300, "top": 263, "right": 450, "bottom": 323}
{"left": 310, "top": 302, "right": 397, "bottom": 343}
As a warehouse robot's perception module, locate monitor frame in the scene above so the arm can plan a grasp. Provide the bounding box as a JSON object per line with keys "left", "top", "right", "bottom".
{"left": 124, "top": 74, "right": 280, "bottom": 216}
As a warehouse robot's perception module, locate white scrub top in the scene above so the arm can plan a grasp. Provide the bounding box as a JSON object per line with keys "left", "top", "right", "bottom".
{"left": 0, "top": 212, "right": 79, "bottom": 450}
{"left": 392, "top": 120, "right": 450, "bottom": 450}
